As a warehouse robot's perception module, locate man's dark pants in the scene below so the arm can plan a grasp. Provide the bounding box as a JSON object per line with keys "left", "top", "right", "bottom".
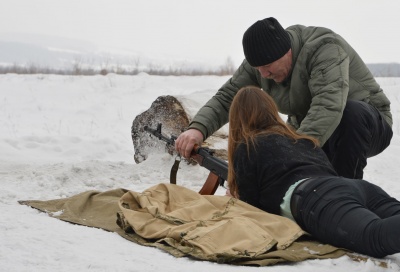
{"left": 322, "top": 100, "right": 393, "bottom": 179}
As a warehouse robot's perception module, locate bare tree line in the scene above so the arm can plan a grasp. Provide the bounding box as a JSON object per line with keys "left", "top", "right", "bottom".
{"left": 0, "top": 56, "right": 236, "bottom": 76}
{"left": 367, "top": 63, "right": 400, "bottom": 77}
{"left": 0, "top": 58, "right": 398, "bottom": 77}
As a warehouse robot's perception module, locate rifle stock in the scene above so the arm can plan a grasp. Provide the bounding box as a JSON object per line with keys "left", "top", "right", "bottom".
{"left": 144, "top": 124, "right": 228, "bottom": 195}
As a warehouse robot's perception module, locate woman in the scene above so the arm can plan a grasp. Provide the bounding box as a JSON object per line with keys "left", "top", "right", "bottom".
{"left": 227, "top": 86, "right": 400, "bottom": 258}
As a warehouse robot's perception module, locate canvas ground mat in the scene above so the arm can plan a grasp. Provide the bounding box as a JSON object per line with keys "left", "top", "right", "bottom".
{"left": 20, "top": 183, "right": 347, "bottom": 266}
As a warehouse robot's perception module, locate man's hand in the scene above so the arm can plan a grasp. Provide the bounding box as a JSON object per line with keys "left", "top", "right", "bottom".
{"left": 175, "top": 129, "right": 204, "bottom": 158}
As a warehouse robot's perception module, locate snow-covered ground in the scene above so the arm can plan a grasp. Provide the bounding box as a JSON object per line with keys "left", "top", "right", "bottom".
{"left": 1, "top": 74, "right": 400, "bottom": 271}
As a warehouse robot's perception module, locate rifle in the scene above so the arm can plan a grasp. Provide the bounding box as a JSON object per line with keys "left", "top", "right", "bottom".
{"left": 143, "top": 123, "right": 227, "bottom": 195}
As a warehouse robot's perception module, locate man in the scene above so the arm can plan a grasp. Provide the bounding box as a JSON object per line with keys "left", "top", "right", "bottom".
{"left": 175, "top": 17, "right": 393, "bottom": 179}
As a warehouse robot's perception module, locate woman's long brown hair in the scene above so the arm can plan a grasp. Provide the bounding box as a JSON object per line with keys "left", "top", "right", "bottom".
{"left": 227, "top": 86, "right": 318, "bottom": 198}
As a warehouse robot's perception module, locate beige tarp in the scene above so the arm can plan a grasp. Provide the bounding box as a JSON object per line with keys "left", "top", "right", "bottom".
{"left": 20, "top": 183, "right": 347, "bottom": 266}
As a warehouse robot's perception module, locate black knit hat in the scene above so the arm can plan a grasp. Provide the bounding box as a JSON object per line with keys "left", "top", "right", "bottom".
{"left": 242, "top": 17, "right": 291, "bottom": 67}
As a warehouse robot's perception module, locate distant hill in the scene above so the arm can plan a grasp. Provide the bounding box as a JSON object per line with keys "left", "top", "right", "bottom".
{"left": 0, "top": 37, "right": 143, "bottom": 71}
{"left": 0, "top": 33, "right": 223, "bottom": 74}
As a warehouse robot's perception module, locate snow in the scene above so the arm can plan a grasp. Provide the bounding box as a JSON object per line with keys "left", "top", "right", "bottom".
{"left": 1, "top": 74, "right": 400, "bottom": 271}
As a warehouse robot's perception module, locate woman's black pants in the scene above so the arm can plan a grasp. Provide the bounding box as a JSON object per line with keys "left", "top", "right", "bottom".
{"left": 291, "top": 177, "right": 400, "bottom": 258}
{"left": 322, "top": 100, "right": 392, "bottom": 179}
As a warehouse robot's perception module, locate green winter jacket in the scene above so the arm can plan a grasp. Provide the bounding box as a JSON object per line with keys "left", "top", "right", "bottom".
{"left": 189, "top": 24, "right": 392, "bottom": 146}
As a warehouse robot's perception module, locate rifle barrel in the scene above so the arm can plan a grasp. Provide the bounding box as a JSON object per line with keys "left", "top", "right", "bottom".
{"left": 144, "top": 125, "right": 175, "bottom": 146}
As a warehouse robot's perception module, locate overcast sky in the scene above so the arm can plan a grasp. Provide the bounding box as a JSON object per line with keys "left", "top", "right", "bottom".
{"left": 0, "top": 0, "right": 399, "bottom": 67}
